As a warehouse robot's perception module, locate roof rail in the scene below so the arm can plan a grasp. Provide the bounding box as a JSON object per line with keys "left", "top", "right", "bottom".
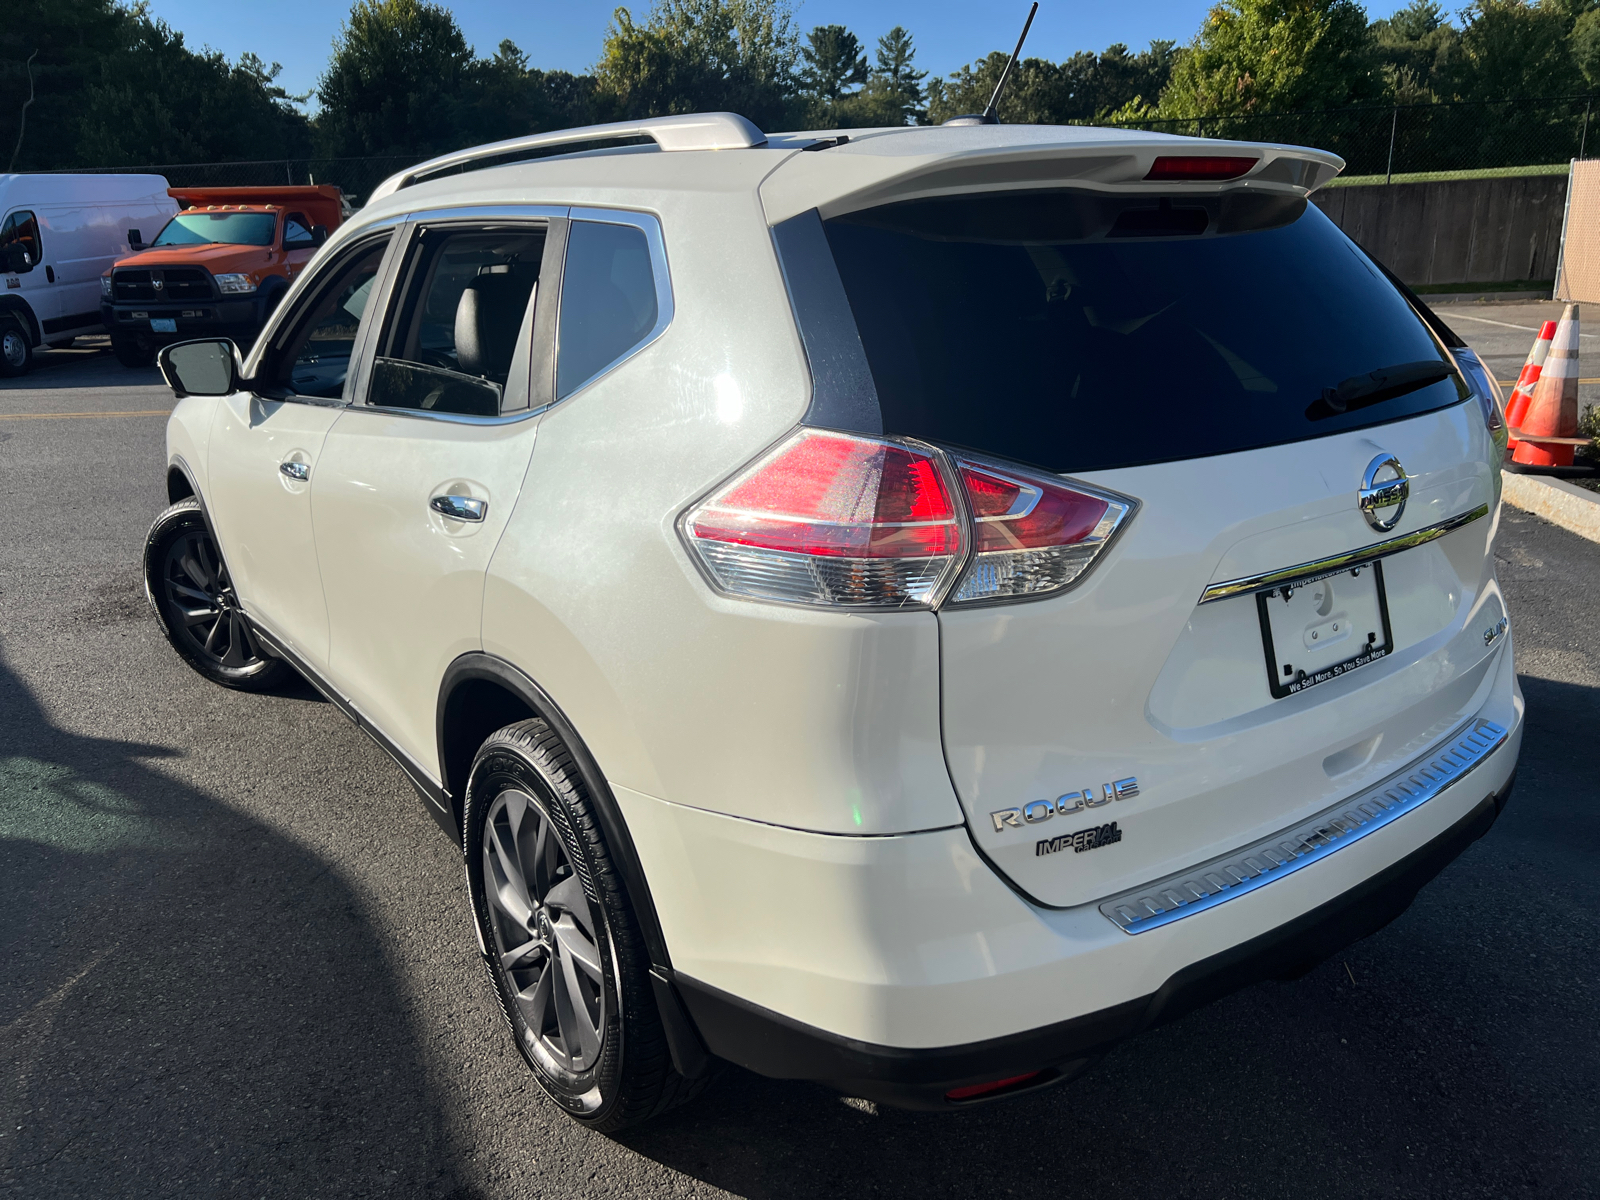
{"left": 368, "top": 112, "right": 768, "bottom": 202}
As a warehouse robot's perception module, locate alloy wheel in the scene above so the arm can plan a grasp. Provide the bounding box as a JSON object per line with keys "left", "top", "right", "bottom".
{"left": 162, "top": 529, "right": 265, "bottom": 669}
{"left": 482, "top": 787, "right": 608, "bottom": 1080}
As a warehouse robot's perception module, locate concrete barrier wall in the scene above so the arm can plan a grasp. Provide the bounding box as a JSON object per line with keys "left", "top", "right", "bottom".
{"left": 1311, "top": 174, "right": 1568, "bottom": 287}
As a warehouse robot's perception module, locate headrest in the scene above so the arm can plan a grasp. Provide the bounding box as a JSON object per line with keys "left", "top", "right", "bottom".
{"left": 455, "top": 268, "right": 534, "bottom": 382}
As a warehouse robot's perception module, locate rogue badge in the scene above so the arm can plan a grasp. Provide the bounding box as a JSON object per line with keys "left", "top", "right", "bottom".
{"left": 990, "top": 777, "right": 1139, "bottom": 833}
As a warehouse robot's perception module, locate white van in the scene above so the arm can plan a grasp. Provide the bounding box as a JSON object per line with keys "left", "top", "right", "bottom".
{"left": 0, "top": 174, "right": 177, "bottom": 376}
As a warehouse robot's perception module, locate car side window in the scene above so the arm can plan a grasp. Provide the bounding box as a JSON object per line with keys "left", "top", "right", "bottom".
{"left": 1, "top": 210, "right": 42, "bottom": 267}
{"left": 284, "top": 214, "right": 313, "bottom": 248}
{"left": 556, "top": 219, "right": 660, "bottom": 400}
{"left": 367, "top": 225, "right": 544, "bottom": 418}
{"left": 260, "top": 235, "right": 392, "bottom": 400}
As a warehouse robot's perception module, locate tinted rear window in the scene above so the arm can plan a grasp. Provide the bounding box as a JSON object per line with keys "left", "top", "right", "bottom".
{"left": 822, "top": 191, "right": 1465, "bottom": 474}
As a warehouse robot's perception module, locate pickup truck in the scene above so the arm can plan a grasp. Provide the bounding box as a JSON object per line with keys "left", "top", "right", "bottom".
{"left": 101, "top": 185, "right": 346, "bottom": 367}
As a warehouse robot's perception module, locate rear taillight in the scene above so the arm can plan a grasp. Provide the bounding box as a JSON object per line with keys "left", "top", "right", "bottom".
{"left": 948, "top": 457, "right": 1135, "bottom": 604}
{"left": 1144, "top": 155, "right": 1258, "bottom": 181}
{"left": 1453, "top": 348, "right": 1505, "bottom": 434}
{"left": 681, "top": 429, "right": 966, "bottom": 609}
{"left": 681, "top": 431, "right": 1136, "bottom": 610}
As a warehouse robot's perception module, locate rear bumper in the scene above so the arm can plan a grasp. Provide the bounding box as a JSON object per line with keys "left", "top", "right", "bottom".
{"left": 670, "top": 767, "right": 1515, "bottom": 1109}
{"left": 101, "top": 297, "right": 271, "bottom": 342}
{"left": 625, "top": 644, "right": 1523, "bottom": 1109}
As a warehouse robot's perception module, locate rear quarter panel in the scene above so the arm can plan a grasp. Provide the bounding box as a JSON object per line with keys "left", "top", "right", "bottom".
{"left": 481, "top": 184, "right": 965, "bottom": 836}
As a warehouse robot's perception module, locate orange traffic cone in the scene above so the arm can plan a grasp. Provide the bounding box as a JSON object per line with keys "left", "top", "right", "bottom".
{"left": 1505, "top": 319, "right": 1556, "bottom": 452}
{"left": 1511, "top": 304, "right": 1587, "bottom": 468}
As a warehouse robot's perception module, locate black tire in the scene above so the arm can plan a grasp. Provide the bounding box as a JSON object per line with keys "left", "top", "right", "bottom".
{"left": 111, "top": 332, "right": 156, "bottom": 368}
{"left": 143, "top": 498, "right": 288, "bottom": 691}
{"left": 0, "top": 316, "right": 32, "bottom": 377}
{"left": 464, "top": 720, "right": 708, "bottom": 1131}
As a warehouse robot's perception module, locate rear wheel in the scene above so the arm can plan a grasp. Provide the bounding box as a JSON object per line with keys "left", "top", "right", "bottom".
{"left": 111, "top": 332, "right": 156, "bottom": 368}
{"left": 464, "top": 720, "right": 707, "bottom": 1131}
{"left": 0, "top": 317, "right": 32, "bottom": 377}
{"left": 143, "top": 499, "right": 287, "bottom": 691}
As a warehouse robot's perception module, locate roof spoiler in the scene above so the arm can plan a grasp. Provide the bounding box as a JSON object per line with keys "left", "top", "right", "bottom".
{"left": 368, "top": 112, "right": 768, "bottom": 203}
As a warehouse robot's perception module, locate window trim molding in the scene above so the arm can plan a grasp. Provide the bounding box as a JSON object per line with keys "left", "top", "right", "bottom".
{"left": 554, "top": 205, "right": 675, "bottom": 403}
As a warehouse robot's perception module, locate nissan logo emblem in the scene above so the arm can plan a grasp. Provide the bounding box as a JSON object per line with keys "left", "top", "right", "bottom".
{"left": 1358, "top": 453, "right": 1409, "bottom": 532}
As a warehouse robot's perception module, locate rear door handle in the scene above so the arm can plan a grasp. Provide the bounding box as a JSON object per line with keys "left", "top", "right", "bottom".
{"left": 280, "top": 460, "right": 310, "bottom": 481}
{"left": 430, "top": 495, "right": 487, "bottom": 522}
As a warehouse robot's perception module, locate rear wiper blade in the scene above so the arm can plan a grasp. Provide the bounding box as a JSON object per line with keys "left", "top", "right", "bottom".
{"left": 1305, "top": 360, "right": 1453, "bottom": 421}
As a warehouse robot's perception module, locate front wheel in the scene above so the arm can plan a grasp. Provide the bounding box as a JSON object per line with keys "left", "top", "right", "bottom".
{"left": 111, "top": 332, "right": 156, "bottom": 368}
{"left": 0, "top": 317, "right": 32, "bottom": 377}
{"left": 143, "top": 498, "right": 287, "bottom": 691}
{"left": 464, "top": 720, "right": 707, "bottom": 1131}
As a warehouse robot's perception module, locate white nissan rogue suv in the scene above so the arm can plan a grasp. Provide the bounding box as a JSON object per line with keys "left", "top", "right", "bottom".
{"left": 144, "top": 113, "right": 1522, "bottom": 1129}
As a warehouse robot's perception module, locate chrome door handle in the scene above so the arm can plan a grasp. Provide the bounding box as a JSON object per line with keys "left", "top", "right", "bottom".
{"left": 279, "top": 460, "right": 310, "bottom": 481}
{"left": 430, "top": 495, "right": 487, "bottom": 522}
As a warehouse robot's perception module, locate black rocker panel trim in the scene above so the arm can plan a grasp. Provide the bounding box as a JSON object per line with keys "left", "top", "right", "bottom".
{"left": 436, "top": 653, "right": 675, "bottom": 973}
{"left": 43, "top": 310, "right": 104, "bottom": 335}
{"left": 674, "top": 777, "right": 1511, "bottom": 1110}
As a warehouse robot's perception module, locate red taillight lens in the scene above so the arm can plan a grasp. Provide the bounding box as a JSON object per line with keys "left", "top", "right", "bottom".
{"left": 682, "top": 429, "right": 965, "bottom": 608}
{"left": 1144, "top": 155, "right": 1258, "bottom": 181}
{"left": 949, "top": 458, "right": 1134, "bottom": 604}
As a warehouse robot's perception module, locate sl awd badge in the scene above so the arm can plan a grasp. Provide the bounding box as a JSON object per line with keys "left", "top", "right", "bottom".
{"left": 990, "top": 777, "right": 1140, "bottom": 833}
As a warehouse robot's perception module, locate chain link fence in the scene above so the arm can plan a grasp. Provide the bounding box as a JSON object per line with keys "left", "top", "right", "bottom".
{"left": 1105, "top": 96, "right": 1599, "bottom": 180}
{"left": 49, "top": 96, "right": 1600, "bottom": 202}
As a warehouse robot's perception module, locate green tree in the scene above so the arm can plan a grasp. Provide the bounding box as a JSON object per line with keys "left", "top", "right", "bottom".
{"left": 1, "top": 0, "right": 308, "bottom": 170}
{"left": 1156, "top": 0, "right": 1379, "bottom": 117}
{"left": 927, "top": 54, "right": 1069, "bottom": 123}
{"left": 314, "top": 0, "right": 481, "bottom": 157}
{"left": 799, "top": 24, "right": 866, "bottom": 101}
{"left": 595, "top": 0, "right": 801, "bottom": 130}
{"left": 1369, "top": 0, "right": 1460, "bottom": 103}
{"left": 927, "top": 41, "right": 1179, "bottom": 125}
{"left": 1452, "top": 0, "right": 1580, "bottom": 100}
{"left": 820, "top": 24, "right": 928, "bottom": 127}
{"left": 866, "top": 26, "right": 928, "bottom": 123}
{"left": 1573, "top": 6, "right": 1600, "bottom": 86}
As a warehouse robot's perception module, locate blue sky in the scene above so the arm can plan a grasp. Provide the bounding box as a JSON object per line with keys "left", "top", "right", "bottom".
{"left": 146, "top": 0, "right": 1416, "bottom": 106}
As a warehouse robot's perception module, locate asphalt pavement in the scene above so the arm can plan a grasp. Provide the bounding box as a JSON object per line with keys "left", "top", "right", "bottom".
{"left": 1, "top": 326, "right": 1597, "bottom": 1199}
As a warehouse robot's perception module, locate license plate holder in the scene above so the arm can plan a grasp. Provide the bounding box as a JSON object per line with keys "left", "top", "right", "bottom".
{"left": 1257, "top": 560, "right": 1393, "bottom": 699}
{"left": 150, "top": 318, "right": 176, "bottom": 333}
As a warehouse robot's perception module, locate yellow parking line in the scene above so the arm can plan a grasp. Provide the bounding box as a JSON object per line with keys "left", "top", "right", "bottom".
{"left": 0, "top": 410, "right": 170, "bottom": 421}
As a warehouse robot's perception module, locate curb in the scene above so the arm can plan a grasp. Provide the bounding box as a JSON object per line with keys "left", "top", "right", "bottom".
{"left": 1423, "top": 290, "right": 1551, "bottom": 305}
{"left": 1501, "top": 470, "right": 1600, "bottom": 543}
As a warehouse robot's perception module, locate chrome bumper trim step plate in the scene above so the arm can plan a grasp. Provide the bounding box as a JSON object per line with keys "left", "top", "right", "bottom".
{"left": 1100, "top": 717, "right": 1509, "bottom": 935}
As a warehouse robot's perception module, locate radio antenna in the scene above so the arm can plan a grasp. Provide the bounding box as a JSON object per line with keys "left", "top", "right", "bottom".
{"left": 983, "top": 3, "right": 1039, "bottom": 123}
{"left": 942, "top": 4, "right": 1040, "bottom": 126}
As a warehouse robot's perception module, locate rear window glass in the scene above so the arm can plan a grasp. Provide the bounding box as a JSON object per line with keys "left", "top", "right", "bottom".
{"left": 822, "top": 191, "right": 1465, "bottom": 474}
{"left": 557, "top": 220, "right": 658, "bottom": 399}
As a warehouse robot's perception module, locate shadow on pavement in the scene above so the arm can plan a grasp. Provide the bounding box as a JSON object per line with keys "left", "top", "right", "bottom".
{"left": 0, "top": 652, "right": 468, "bottom": 1200}
{"left": 616, "top": 674, "right": 1599, "bottom": 1200}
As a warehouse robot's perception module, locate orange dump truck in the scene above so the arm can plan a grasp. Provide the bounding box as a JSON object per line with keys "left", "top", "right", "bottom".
{"left": 100, "top": 185, "right": 347, "bottom": 366}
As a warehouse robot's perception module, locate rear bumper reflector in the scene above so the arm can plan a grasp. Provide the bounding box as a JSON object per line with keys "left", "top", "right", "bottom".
{"left": 1100, "top": 717, "right": 1509, "bottom": 934}
{"left": 1196, "top": 503, "right": 1489, "bottom": 604}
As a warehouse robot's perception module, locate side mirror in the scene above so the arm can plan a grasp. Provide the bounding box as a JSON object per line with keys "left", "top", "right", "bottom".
{"left": 127, "top": 229, "right": 144, "bottom": 251}
{"left": 3, "top": 244, "right": 34, "bottom": 273}
{"left": 311, "top": 225, "right": 328, "bottom": 246}
{"left": 158, "top": 339, "right": 241, "bottom": 398}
